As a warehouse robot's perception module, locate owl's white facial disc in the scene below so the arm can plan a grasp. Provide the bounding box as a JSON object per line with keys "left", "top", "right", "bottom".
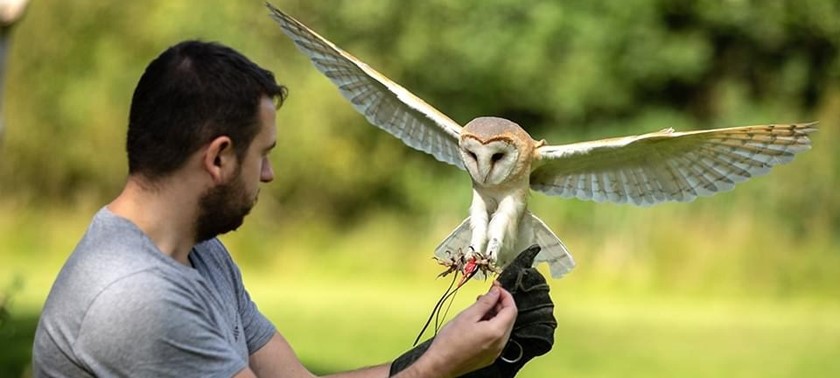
{"left": 460, "top": 138, "right": 520, "bottom": 186}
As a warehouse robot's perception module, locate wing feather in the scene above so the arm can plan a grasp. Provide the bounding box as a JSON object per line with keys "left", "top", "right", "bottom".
{"left": 267, "top": 4, "right": 465, "bottom": 169}
{"left": 522, "top": 213, "right": 575, "bottom": 279}
{"left": 532, "top": 123, "right": 816, "bottom": 205}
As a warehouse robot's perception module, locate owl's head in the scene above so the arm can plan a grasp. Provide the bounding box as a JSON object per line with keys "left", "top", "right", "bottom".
{"left": 459, "top": 117, "right": 536, "bottom": 187}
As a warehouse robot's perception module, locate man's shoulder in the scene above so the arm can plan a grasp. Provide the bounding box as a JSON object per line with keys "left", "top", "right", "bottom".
{"left": 85, "top": 269, "right": 205, "bottom": 320}
{"left": 39, "top": 208, "right": 205, "bottom": 333}
{"left": 57, "top": 210, "right": 185, "bottom": 293}
{"left": 42, "top": 263, "right": 201, "bottom": 328}
{"left": 72, "top": 207, "right": 156, "bottom": 265}
{"left": 43, "top": 269, "right": 247, "bottom": 377}
{"left": 100, "top": 268, "right": 197, "bottom": 297}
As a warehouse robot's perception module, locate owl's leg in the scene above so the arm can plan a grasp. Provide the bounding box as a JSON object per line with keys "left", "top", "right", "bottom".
{"left": 467, "top": 190, "right": 491, "bottom": 260}
{"left": 485, "top": 195, "right": 525, "bottom": 263}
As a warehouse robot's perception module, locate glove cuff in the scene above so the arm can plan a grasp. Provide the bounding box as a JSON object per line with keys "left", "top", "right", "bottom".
{"left": 389, "top": 338, "right": 432, "bottom": 376}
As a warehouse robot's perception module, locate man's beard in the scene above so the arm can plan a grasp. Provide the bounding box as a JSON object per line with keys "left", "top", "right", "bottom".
{"left": 194, "top": 172, "right": 256, "bottom": 243}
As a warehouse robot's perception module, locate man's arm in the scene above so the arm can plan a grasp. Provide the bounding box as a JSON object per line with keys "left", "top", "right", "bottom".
{"left": 244, "top": 332, "right": 391, "bottom": 377}
{"left": 245, "top": 286, "right": 516, "bottom": 378}
{"left": 238, "top": 332, "right": 318, "bottom": 378}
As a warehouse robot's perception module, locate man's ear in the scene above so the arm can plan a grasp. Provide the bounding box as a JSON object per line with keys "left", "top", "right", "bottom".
{"left": 203, "top": 136, "right": 237, "bottom": 184}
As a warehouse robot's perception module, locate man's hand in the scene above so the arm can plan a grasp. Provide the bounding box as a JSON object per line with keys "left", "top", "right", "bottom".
{"left": 391, "top": 245, "right": 556, "bottom": 377}
{"left": 392, "top": 285, "right": 517, "bottom": 377}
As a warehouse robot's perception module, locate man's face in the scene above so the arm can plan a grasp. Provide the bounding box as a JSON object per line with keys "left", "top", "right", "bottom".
{"left": 194, "top": 96, "right": 277, "bottom": 242}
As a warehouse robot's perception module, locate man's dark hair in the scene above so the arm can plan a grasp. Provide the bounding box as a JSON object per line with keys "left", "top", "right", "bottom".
{"left": 127, "top": 40, "right": 288, "bottom": 180}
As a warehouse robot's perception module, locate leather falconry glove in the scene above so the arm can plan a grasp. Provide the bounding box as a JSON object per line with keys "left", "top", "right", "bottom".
{"left": 390, "top": 244, "right": 557, "bottom": 377}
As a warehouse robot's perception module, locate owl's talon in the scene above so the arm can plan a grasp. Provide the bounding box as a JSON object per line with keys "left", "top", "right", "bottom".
{"left": 486, "top": 238, "right": 502, "bottom": 261}
{"left": 434, "top": 249, "right": 466, "bottom": 278}
{"left": 457, "top": 254, "right": 500, "bottom": 287}
{"left": 464, "top": 245, "right": 478, "bottom": 259}
{"left": 436, "top": 248, "right": 500, "bottom": 285}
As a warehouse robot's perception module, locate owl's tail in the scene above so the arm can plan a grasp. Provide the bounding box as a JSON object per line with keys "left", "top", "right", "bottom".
{"left": 433, "top": 213, "right": 576, "bottom": 279}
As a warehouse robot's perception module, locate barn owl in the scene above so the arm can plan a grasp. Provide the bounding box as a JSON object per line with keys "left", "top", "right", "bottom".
{"left": 267, "top": 4, "right": 816, "bottom": 280}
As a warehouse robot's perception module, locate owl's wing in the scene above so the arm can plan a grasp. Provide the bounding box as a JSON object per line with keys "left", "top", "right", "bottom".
{"left": 433, "top": 217, "right": 493, "bottom": 280}
{"left": 267, "top": 5, "right": 465, "bottom": 169}
{"left": 531, "top": 123, "right": 816, "bottom": 206}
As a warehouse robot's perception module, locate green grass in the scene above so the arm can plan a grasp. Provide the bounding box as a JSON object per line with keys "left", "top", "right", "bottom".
{"left": 5, "top": 278, "right": 840, "bottom": 377}
{"left": 247, "top": 276, "right": 840, "bottom": 377}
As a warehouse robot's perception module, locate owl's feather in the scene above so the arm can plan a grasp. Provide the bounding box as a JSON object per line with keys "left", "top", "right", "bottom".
{"left": 268, "top": 4, "right": 465, "bottom": 170}
{"left": 532, "top": 124, "right": 816, "bottom": 206}
{"left": 527, "top": 213, "right": 575, "bottom": 278}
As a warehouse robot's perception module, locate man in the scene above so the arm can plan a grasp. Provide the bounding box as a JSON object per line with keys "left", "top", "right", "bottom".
{"left": 32, "top": 40, "right": 519, "bottom": 377}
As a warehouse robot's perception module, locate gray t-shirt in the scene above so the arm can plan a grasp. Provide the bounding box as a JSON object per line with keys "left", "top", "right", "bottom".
{"left": 33, "top": 207, "right": 276, "bottom": 377}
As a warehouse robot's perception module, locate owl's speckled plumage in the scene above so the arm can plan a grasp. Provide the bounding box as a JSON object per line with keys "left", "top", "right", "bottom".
{"left": 268, "top": 5, "right": 815, "bottom": 279}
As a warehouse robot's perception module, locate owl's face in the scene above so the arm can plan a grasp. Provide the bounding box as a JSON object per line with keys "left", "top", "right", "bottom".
{"left": 459, "top": 117, "right": 534, "bottom": 187}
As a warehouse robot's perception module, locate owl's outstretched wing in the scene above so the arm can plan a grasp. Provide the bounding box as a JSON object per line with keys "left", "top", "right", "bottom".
{"left": 531, "top": 123, "right": 816, "bottom": 206}
{"left": 267, "top": 4, "right": 465, "bottom": 169}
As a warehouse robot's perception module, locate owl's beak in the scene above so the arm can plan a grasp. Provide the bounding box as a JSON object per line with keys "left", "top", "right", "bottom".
{"left": 481, "top": 170, "right": 492, "bottom": 185}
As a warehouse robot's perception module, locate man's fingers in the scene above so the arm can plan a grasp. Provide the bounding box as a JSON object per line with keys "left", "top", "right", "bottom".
{"left": 494, "top": 288, "right": 516, "bottom": 318}
{"left": 467, "top": 286, "right": 502, "bottom": 319}
{"left": 477, "top": 287, "right": 517, "bottom": 324}
{"left": 484, "top": 287, "right": 516, "bottom": 324}
{"left": 477, "top": 281, "right": 502, "bottom": 300}
{"left": 490, "top": 283, "right": 505, "bottom": 315}
{"left": 477, "top": 286, "right": 501, "bottom": 306}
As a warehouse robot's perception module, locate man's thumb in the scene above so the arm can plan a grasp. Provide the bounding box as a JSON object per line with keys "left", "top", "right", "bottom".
{"left": 471, "top": 287, "right": 501, "bottom": 315}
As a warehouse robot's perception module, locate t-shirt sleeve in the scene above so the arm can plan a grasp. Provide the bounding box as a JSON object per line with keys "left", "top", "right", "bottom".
{"left": 74, "top": 271, "right": 247, "bottom": 377}
{"left": 238, "top": 283, "right": 276, "bottom": 354}
{"left": 205, "top": 238, "right": 276, "bottom": 354}
{"left": 230, "top": 255, "right": 276, "bottom": 353}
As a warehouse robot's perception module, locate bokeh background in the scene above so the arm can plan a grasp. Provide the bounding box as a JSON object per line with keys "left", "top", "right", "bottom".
{"left": 2, "top": 0, "right": 839, "bottom": 377}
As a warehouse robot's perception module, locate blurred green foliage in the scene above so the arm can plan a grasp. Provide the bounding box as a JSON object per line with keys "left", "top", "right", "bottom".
{"left": 3, "top": 0, "right": 838, "bottom": 217}
{"left": 0, "top": 277, "right": 34, "bottom": 378}
{"left": 1, "top": 0, "right": 839, "bottom": 377}
{"left": 3, "top": 0, "right": 838, "bottom": 290}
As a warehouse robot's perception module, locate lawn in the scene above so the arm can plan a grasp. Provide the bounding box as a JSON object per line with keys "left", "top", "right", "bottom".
{"left": 248, "top": 275, "right": 840, "bottom": 378}
{"left": 2, "top": 199, "right": 839, "bottom": 378}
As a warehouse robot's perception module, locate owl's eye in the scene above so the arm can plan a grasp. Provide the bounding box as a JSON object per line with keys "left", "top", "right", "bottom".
{"left": 467, "top": 151, "right": 477, "bottom": 161}
{"left": 491, "top": 152, "right": 504, "bottom": 162}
